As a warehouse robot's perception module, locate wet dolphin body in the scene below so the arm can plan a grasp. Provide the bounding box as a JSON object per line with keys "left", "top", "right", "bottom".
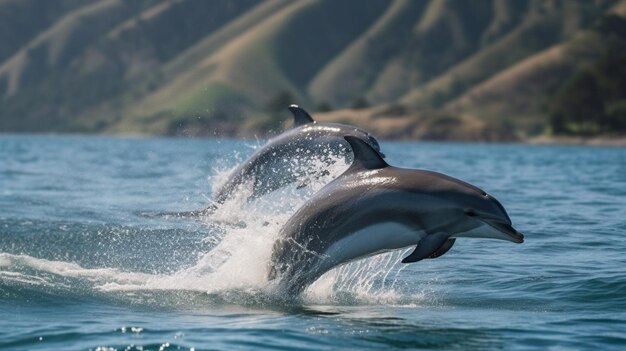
{"left": 201, "top": 105, "right": 383, "bottom": 214}
{"left": 269, "top": 136, "right": 524, "bottom": 294}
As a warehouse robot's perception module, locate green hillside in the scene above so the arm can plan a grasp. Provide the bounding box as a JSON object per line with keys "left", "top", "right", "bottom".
{"left": 1, "top": 0, "right": 625, "bottom": 141}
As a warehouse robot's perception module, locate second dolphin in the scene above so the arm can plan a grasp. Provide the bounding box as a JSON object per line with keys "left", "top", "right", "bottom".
{"left": 202, "top": 105, "right": 383, "bottom": 214}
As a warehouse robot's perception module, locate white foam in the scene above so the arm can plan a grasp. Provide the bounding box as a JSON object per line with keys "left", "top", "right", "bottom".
{"left": 0, "top": 270, "right": 56, "bottom": 287}
{"left": 102, "top": 153, "right": 350, "bottom": 296}
{"left": 0, "top": 253, "right": 153, "bottom": 286}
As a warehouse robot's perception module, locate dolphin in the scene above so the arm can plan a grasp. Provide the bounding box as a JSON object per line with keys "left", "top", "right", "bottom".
{"left": 200, "top": 105, "right": 384, "bottom": 214}
{"left": 268, "top": 136, "right": 524, "bottom": 294}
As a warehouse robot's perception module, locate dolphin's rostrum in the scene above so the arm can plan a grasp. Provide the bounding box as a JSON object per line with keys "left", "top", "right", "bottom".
{"left": 269, "top": 136, "right": 524, "bottom": 294}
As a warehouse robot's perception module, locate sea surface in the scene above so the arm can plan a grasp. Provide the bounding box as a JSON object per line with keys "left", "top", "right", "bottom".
{"left": 1, "top": 135, "right": 625, "bottom": 350}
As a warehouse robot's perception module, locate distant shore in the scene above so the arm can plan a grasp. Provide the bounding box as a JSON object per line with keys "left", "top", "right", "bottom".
{"left": 527, "top": 135, "right": 626, "bottom": 147}
{"left": 2, "top": 132, "right": 626, "bottom": 147}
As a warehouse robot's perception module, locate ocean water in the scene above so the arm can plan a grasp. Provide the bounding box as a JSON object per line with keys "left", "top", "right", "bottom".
{"left": 1, "top": 135, "right": 625, "bottom": 351}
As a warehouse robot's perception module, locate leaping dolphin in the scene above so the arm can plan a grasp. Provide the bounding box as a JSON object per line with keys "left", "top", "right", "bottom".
{"left": 201, "top": 105, "right": 383, "bottom": 214}
{"left": 269, "top": 136, "right": 524, "bottom": 294}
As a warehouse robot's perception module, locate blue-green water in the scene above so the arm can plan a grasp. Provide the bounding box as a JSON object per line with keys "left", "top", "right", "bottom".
{"left": 1, "top": 135, "right": 625, "bottom": 350}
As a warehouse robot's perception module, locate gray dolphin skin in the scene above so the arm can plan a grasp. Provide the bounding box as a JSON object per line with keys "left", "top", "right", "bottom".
{"left": 269, "top": 136, "right": 524, "bottom": 294}
{"left": 203, "top": 105, "right": 383, "bottom": 214}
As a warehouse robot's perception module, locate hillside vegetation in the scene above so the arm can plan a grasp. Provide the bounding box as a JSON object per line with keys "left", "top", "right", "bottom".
{"left": 1, "top": 0, "right": 625, "bottom": 141}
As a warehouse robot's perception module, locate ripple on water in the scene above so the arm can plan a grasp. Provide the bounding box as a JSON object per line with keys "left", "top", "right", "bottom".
{"left": 1, "top": 137, "right": 625, "bottom": 350}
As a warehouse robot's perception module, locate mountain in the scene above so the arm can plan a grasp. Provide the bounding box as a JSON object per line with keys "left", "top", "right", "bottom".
{"left": 1, "top": 0, "right": 625, "bottom": 141}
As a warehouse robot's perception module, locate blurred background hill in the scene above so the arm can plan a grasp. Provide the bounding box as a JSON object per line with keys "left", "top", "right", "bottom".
{"left": 1, "top": 0, "right": 625, "bottom": 141}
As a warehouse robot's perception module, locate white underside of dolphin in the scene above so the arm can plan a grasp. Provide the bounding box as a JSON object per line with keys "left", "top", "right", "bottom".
{"left": 323, "top": 222, "right": 424, "bottom": 267}
{"left": 322, "top": 221, "right": 511, "bottom": 271}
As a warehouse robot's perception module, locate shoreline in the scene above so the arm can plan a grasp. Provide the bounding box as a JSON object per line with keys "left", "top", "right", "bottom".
{"left": 2, "top": 132, "right": 626, "bottom": 147}
{"left": 527, "top": 135, "right": 626, "bottom": 147}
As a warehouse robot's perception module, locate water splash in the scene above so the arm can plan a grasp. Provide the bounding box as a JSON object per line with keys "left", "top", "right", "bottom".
{"left": 0, "top": 148, "right": 427, "bottom": 307}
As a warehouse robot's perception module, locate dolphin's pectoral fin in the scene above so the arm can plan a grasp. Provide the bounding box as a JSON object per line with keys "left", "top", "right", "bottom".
{"left": 427, "top": 238, "right": 456, "bottom": 259}
{"left": 288, "top": 105, "right": 315, "bottom": 127}
{"left": 401, "top": 232, "right": 449, "bottom": 263}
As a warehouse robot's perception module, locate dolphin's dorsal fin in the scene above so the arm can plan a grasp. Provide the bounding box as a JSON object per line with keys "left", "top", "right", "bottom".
{"left": 288, "top": 105, "right": 314, "bottom": 127}
{"left": 402, "top": 232, "right": 449, "bottom": 263}
{"left": 344, "top": 136, "right": 388, "bottom": 171}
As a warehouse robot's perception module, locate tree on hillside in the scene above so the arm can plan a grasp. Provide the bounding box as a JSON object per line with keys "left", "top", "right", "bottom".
{"left": 550, "top": 44, "right": 626, "bottom": 135}
{"left": 549, "top": 15, "right": 626, "bottom": 136}
{"left": 550, "top": 69, "right": 605, "bottom": 135}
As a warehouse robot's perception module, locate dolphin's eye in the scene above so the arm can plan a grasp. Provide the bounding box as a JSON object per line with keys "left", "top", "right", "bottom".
{"left": 466, "top": 209, "right": 478, "bottom": 217}
{"left": 482, "top": 192, "right": 488, "bottom": 197}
